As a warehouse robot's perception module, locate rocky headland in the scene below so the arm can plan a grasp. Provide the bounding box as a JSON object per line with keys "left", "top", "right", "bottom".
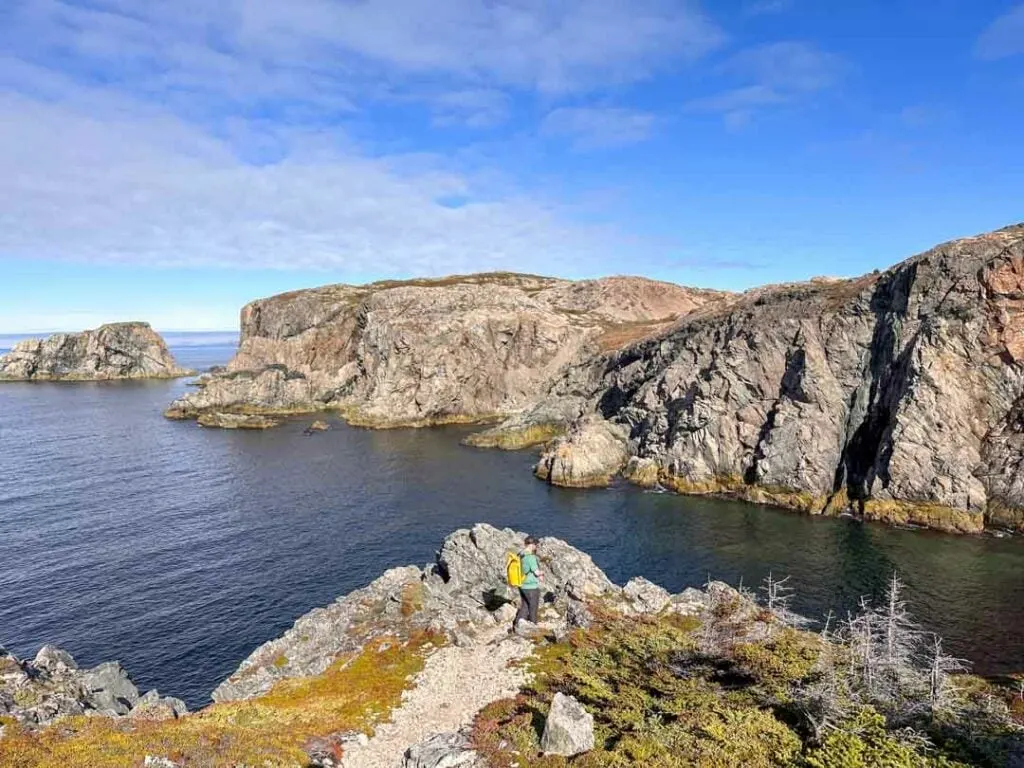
{"left": 164, "top": 273, "right": 726, "bottom": 432}
{"left": 3, "top": 524, "right": 1021, "bottom": 767}
{"left": 502, "top": 224, "right": 1024, "bottom": 535}
{"left": 0, "top": 322, "right": 193, "bottom": 381}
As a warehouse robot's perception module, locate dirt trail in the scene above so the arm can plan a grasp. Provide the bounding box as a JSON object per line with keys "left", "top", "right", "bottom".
{"left": 341, "top": 628, "right": 531, "bottom": 768}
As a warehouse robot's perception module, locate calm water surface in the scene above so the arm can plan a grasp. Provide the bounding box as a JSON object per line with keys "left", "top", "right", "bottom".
{"left": 1, "top": 338, "right": 1023, "bottom": 709}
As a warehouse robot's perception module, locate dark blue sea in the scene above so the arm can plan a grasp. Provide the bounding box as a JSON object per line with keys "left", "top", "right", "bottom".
{"left": 2, "top": 332, "right": 1023, "bottom": 709}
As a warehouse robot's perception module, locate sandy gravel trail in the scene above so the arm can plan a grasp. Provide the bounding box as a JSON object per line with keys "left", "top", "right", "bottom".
{"left": 341, "top": 628, "right": 531, "bottom": 768}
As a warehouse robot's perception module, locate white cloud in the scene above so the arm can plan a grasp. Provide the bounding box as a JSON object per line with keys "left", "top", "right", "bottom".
{"left": 0, "top": 92, "right": 637, "bottom": 277}
{"left": 3, "top": 0, "right": 725, "bottom": 105}
{"left": 685, "top": 41, "right": 843, "bottom": 125}
{"left": 976, "top": 4, "right": 1024, "bottom": 60}
{"left": 541, "top": 107, "right": 657, "bottom": 149}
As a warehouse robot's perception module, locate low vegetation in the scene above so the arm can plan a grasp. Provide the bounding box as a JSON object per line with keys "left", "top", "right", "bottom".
{"left": 0, "top": 632, "right": 440, "bottom": 768}
{"left": 472, "top": 576, "right": 1022, "bottom": 767}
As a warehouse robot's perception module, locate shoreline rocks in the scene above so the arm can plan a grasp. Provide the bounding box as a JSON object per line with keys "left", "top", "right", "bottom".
{"left": 0, "top": 644, "right": 187, "bottom": 729}
{"left": 0, "top": 322, "right": 193, "bottom": 381}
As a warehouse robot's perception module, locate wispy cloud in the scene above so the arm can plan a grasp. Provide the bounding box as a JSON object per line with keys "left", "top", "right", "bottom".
{"left": 0, "top": 0, "right": 731, "bottom": 275}
{"left": 685, "top": 41, "right": 844, "bottom": 126}
{"left": 0, "top": 92, "right": 646, "bottom": 276}
{"left": 541, "top": 107, "right": 657, "bottom": 150}
{"left": 2, "top": 0, "right": 726, "bottom": 112}
{"left": 976, "top": 4, "right": 1024, "bottom": 59}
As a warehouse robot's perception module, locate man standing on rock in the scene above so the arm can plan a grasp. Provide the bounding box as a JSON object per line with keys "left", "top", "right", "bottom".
{"left": 514, "top": 536, "right": 543, "bottom": 629}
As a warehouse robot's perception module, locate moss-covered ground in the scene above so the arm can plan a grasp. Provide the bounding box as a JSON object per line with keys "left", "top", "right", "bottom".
{"left": 471, "top": 605, "right": 1021, "bottom": 767}
{"left": 0, "top": 632, "right": 440, "bottom": 768}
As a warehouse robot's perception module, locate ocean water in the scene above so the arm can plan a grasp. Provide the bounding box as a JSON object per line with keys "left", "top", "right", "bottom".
{"left": 1, "top": 336, "right": 1024, "bottom": 710}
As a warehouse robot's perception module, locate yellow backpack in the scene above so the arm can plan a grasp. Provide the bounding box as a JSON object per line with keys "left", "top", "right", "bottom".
{"left": 506, "top": 552, "right": 524, "bottom": 588}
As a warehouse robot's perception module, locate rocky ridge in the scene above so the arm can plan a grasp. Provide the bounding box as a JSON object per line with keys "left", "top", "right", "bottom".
{"left": 165, "top": 273, "right": 726, "bottom": 431}
{"left": 507, "top": 225, "right": 1024, "bottom": 534}
{"left": 0, "top": 322, "right": 192, "bottom": 381}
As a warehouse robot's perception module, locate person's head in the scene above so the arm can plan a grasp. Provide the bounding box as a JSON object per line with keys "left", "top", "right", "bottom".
{"left": 524, "top": 535, "right": 539, "bottom": 553}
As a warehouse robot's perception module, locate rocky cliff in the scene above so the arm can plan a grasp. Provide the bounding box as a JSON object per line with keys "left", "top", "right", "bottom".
{"left": 520, "top": 225, "right": 1024, "bottom": 534}
{"left": 0, "top": 322, "right": 192, "bottom": 381}
{"left": 164, "top": 273, "right": 726, "bottom": 430}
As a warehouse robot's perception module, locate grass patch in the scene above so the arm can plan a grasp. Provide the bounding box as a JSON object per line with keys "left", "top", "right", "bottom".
{"left": 0, "top": 632, "right": 441, "bottom": 768}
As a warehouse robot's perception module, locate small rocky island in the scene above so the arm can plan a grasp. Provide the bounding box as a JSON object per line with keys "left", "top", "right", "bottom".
{"left": 0, "top": 322, "right": 192, "bottom": 381}
{"left": 2, "top": 525, "right": 1022, "bottom": 767}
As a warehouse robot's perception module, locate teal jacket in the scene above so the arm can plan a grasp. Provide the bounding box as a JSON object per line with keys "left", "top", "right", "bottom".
{"left": 520, "top": 551, "right": 541, "bottom": 590}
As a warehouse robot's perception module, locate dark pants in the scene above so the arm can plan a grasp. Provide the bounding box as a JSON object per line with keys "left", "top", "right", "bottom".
{"left": 515, "top": 587, "right": 540, "bottom": 625}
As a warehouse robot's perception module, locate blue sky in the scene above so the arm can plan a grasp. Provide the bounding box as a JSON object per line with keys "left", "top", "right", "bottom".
{"left": 0, "top": 0, "right": 1022, "bottom": 332}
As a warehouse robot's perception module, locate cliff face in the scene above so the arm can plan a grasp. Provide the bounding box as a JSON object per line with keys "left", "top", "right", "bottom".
{"left": 0, "top": 323, "right": 191, "bottom": 381}
{"left": 165, "top": 273, "right": 726, "bottom": 428}
{"left": 528, "top": 225, "right": 1024, "bottom": 533}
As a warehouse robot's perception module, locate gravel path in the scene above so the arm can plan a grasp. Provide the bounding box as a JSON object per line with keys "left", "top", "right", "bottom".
{"left": 341, "top": 628, "right": 531, "bottom": 768}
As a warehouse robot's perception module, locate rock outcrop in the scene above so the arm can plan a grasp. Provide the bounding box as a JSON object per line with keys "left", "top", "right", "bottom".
{"left": 212, "top": 523, "right": 617, "bottom": 703}
{"left": 165, "top": 273, "right": 726, "bottom": 429}
{"left": 0, "top": 323, "right": 192, "bottom": 381}
{"left": 0, "top": 644, "right": 186, "bottom": 728}
{"left": 525, "top": 225, "right": 1024, "bottom": 534}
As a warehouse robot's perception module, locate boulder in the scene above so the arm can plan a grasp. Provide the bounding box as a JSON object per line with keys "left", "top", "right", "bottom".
{"left": 565, "top": 599, "right": 593, "bottom": 629}
{"left": 0, "top": 322, "right": 192, "bottom": 381}
{"left": 32, "top": 645, "right": 77, "bottom": 674}
{"left": 541, "top": 692, "right": 595, "bottom": 757}
{"left": 82, "top": 662, "right": 141, "bottom": 715}
{"left": 403, "top": 731, "right": 483, "bottom": 768}
{"left": 535, "top": 416, "right": 630, "bottom": 488}
{"left": 129, "top": 690, "right": 188, "bottom": 721}
{"left": 623, "top": 577, "right": 671, "bottom": 614}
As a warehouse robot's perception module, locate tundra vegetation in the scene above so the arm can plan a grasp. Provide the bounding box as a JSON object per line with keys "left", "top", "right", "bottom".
{"left": 472, "top": 574, "right": 1022, "bottom": 767}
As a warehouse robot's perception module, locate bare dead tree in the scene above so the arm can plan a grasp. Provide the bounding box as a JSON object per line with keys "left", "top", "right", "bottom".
{"left": 924, "top": 634, "right": 968, "bottom": 716}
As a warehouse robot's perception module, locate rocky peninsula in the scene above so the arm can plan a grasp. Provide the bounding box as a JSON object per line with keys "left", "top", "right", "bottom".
{"left": 2, "top": 524, "right": 1021, "bottom": 767}
{"left": 164, "top": 273, "right": 727, "bottom": 432}
{"left": 0, "top": 322, "right": 192, "bottom": 381}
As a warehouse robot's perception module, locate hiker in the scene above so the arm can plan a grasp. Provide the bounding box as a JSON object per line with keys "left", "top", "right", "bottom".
{"left": 512, "top": 535, "right": 543, "bottom": 628}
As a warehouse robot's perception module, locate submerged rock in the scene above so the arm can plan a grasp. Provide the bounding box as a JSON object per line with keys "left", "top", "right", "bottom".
{"left": 540, "top": 692, "right": 595, "bottom": 757}
{"left": 195, "top": 412, "right": 281, "bottom": 430}
{"left": 165, "top": 274, "right": 726, "bottom": 429}
{"left": 0, "top": 322, "right": 192, "bottom": 381}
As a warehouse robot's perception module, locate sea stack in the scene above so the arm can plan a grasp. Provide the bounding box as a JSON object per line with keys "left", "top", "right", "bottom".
{"left": 0, "top": 322, "right": 193, "bottom": 381}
